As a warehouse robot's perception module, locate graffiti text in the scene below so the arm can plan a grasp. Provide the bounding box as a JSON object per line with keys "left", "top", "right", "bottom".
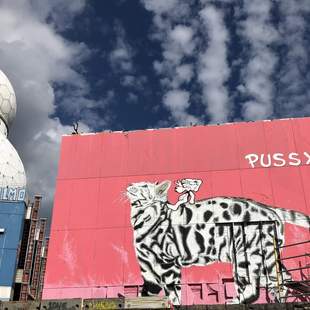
{"left": 245, "top": 152, "right": 310, "bottom": 168}
{"left": 0, "top": 187, "right": 26, "bottom": 201}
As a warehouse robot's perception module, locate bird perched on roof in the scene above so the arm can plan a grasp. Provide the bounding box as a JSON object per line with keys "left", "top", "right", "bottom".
{"left": 72, "top": 122, "right": 79, "bottom": 135}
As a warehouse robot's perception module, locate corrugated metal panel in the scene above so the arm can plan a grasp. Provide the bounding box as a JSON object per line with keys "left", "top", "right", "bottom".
{"left": 0, "top": 201, "right": 25, "bottom": 215}
{"left": 0, "top": 250, "right": 19, "bottom": 286}
{"left": 44, "top": 118, "right": 310, "bottom": 305}
{"left": 0, "top": 201, "right": 25, "bottom": 287}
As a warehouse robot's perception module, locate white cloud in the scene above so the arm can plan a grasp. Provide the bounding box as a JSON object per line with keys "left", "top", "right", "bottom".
{"left": 242, "top": 100, "right": 272, "bottom": 121}
{"left": 198, "top": 4, "right": 231, "bottom": 123}
{"left": 109, "top": 21, "right": 149, "bottom": 97}
{"left": 164, "top": 89, "right": 190, "bottom": 111}
{"left": 143, "top": 0, "right": 233, "bottom": 125}
{"left": 121, "top": 75, "right": 135, "bottom": 87}
{"left": 163, "top": 89, "right": 199, "bottom": 125}
{"left": 121, "top": 74, "right": 147, "bottom": 91}
{"left": 109, "top": 23, "right": 134, "bottom": 73}
{"left": 110, "top": 47, "right": 133, "bottom": 72}
{"left": 141, "top": 0, "right": 179, "bottom": 15}
{"left": 31, "top": 0, "right": 86, "bottom": 30}
{"left": 275, "top": 0, "right": 310, "bottom": 117}
{"left": 128, "top": 93, "right": 138, "bottom": 104}
{"left": 3, "top": 0, "right": 309, "bottom": 228}
{"left": 142, "top": 0, "right": 310, "bottom": 125}
{"left": 175, "top": 64, "right": 194, "bottom": 85}
{"left": 161, "top": 24, "right": 196, "bottom": 67}
{"left": 0, "top": 0, "right": 91, "bottom": 223}
{"left": 170, "top": 25, "right": 194, "bottom": 54}
{"left": 140, "top": 0, "right": 199, "bottom": 125}
{"left": 239, "top": 0, "right": 279, "bottom": 120}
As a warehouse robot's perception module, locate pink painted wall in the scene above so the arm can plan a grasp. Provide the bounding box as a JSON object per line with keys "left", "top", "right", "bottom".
{"left": 43, "top": 118, "right": 310, "bottom": 304}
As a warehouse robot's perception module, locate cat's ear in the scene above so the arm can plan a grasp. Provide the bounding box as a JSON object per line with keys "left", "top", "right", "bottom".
{"left": 127, "top": 185, "right": 137, "bottom": 194}
{"left": 155, "top": 181, "right": 171, "bottom": 198}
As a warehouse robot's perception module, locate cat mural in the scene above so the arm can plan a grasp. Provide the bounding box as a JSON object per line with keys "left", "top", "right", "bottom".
{"left": 126, "top": 180, "right": 310, "bottom": 305}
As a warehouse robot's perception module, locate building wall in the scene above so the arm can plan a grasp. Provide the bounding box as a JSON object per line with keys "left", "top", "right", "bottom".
{"left": 0, "top": 201, "right": 25, "bottom": 300}
{"left": 43, "top": 118, "right": 310, "bottom": 305}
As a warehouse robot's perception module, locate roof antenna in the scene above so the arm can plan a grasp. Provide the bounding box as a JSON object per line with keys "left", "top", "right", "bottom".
{"left": 72, "top": 122, "right": 79, "bottom": 135}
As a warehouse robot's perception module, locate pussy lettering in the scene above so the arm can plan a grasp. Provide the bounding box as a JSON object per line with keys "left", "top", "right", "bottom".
{"left": 245, "top": 152, "right": 310, "bottom": 168}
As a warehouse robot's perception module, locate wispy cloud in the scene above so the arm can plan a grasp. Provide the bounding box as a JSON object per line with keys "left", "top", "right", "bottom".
{"left": 142, "top": 0, "right": 310, "bottom": 125}
{"left": 275, "top": 0, "right": 310, "bottom": 117}
{"left": 142, "top": 0, "right": 178, "bottom": 15}
{"left": 142, "top": 0, "right": 232, "bottom": 125}
{"left": 30, "top": 0, "right": 86, "bottom": 31}
{"left": 198, "top": 3, "right": 230, "bottom": 123}
{"left": 141, "top": 0, "right": 200, "bottom": 125}
{"left": 1, "top": 0, "right": 310, "bottom": 226}
{"left": 238, "top": 0, "right": 279, "bottom": 120}
{"left": 109, "top": 22, "right": 148, "bottom": 97}
{"left": 109, "top": 23, "right": 134, "bottom": 73}
{"left": 163, "top": 89, "right": 198, "bottom": 125}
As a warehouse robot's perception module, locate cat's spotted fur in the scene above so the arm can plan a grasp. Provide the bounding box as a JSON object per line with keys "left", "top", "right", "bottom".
{"left": 126, "top": 181, "right": 310, "bottom": 305}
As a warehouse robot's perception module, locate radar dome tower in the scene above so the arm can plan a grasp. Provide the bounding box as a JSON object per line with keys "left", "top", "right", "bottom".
{"left": 0, "top": 70, "right": 27, "bottom": 300}
{"left": 0, "top": 70, "right": 26, "bottom": 198}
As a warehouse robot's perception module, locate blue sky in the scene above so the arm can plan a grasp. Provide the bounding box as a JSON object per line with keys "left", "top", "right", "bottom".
{"left": 56, "top": 0, "right": 165, "bottom": 131}
{"left": 56, "top": 0, "right": 310, "bottom": 129}
{"left": 0, "top": 0, "right": 309, "bottom": 221}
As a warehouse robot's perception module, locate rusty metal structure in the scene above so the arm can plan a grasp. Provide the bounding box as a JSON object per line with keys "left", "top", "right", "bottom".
{"left": 13, "top": 196, "right": 48, "bottom": 301}
{"left": 274, "top": 239, "right": 310, "bottom": 302}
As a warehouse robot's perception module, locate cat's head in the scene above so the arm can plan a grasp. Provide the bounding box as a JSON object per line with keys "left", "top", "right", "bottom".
{"left": 127, "top": 181, "right": 171, "bottom": 230}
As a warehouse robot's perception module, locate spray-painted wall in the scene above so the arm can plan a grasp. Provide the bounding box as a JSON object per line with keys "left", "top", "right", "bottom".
{"left": 43, "top": 118, "right": 310, "bottom": 305}
{"left": 0, "top": 201, "right": 25, "bottom": 300}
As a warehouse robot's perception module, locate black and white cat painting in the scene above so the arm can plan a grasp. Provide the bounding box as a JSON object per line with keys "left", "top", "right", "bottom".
{"left": 126, "top": 179, "right": 310, "bottom": 305}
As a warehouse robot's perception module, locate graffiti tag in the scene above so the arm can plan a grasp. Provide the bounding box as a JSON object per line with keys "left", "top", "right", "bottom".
{"left": 245, "top": 152, "right": 310, "bottom": 168}
{"left": 0, "top": 187, "right": 26, "bottom": 201}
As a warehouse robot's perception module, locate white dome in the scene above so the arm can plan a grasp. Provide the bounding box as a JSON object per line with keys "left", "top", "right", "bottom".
{"left": 0, "top": 70, "right": 16, "bottom": 130}
{"left": 0, "top": 134, "right": 26, "bottom": 194}
{"left": 0, "top": 119, "right": 7, "bottom": 137}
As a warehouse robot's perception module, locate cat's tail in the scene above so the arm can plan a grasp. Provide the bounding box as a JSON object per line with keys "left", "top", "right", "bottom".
{"left": 274, "top": 208, "right": 310, "bottom": 228}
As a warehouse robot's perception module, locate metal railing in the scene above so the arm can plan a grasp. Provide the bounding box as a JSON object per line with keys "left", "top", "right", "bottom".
{"left": 274, "top": 238, "right": 310, "bottom": 302}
